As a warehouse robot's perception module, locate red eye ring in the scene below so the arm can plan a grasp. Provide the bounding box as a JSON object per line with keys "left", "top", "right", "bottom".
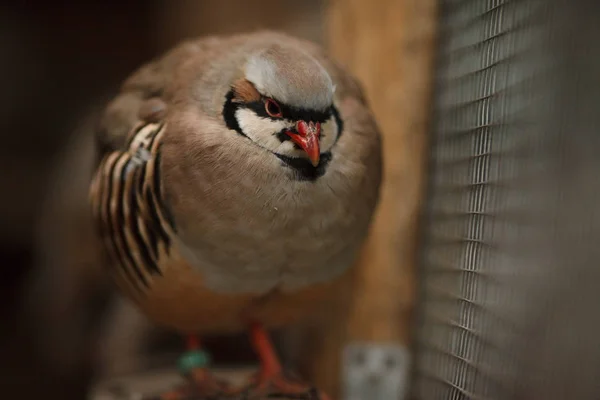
{"left": 265, "top": 98, "right": 282, "bottom": 118}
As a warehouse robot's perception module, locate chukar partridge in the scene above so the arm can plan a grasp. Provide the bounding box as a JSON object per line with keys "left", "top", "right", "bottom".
{"left": 89, "top": 31, "right": 382, "bottom": 399}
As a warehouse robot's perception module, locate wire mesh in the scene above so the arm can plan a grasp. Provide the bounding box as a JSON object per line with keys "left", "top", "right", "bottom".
{"left": 410, "top": 0, "right": 600, "bottom": 399}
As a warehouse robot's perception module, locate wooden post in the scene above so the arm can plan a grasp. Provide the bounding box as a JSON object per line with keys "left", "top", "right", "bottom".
{"left": 303, "top": 0, "right": 438, "bottom": 396}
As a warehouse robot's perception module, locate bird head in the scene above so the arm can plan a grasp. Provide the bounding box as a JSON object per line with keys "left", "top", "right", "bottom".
{"left": 223, "top": 44, "right": 342, "bottom": 170}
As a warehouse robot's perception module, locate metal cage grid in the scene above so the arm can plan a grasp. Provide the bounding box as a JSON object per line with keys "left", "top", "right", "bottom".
{"left": 410, "top": 0, "right": 553, "bottom": 399}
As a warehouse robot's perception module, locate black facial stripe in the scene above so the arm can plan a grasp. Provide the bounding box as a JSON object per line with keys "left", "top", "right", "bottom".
{"left": 331, "top": 104, "right": 344, "bottom": 140}
{"left": 232, "top": 91, "right": 333, "bottom": 122}
{"left": 276, "top": 152, "right": 332, "bottom": 182}
{"left": 223, "top": 89, "right": 344, "bottom": 137}
{"left": 222, "top": 89, "right": 343, "bottom": 181}
{"left": 275, "top": 129, "right": 292, "bottom": 143}
{"left": 223, "top": 90, "right": 245, "bottom": 137}
{"left": 278, "top": 102, "right": 331, "bottom": 122}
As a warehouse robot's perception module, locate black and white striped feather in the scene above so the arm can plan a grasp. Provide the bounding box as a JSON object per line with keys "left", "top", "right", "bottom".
{"left": 89, "top": 122, "right": 176, "bottom": 296}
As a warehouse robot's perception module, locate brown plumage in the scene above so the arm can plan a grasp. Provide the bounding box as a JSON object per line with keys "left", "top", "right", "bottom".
{"left": 88, "top": 31, "right": 382, "bottom": 398}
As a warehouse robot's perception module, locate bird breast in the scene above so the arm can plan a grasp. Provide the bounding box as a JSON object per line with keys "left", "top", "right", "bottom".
{"left": 173, "top": 175, "right": 367, "bottom": 295}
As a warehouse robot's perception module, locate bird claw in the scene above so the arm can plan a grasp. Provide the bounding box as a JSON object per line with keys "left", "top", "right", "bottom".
{"left": 140, "top": 371, "right": 330, "bottom": 400}
{"left": 187, "top": 367, "right": 232, "bottom": 393}
{"left": 240, "top": 371, "right": 330, "bottom": 400}
{"left": 142, "top": 368, "right": 233, "bottom": 400}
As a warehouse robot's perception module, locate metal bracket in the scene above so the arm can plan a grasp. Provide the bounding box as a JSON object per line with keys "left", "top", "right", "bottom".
{"left": 342, "top": 342, "right": 410, "bottom": 400}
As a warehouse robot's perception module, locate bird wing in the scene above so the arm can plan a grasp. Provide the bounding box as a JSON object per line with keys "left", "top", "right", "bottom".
{"left": 89, "top": 121, "right": 177, "bottom": 297}
{"left": 88, "top": 39, "right": 199, "bottom": 295}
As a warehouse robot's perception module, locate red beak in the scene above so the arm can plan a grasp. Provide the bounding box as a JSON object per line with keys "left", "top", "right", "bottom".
{"left": 285, "top": 121, "right": 321, "bottom": 167}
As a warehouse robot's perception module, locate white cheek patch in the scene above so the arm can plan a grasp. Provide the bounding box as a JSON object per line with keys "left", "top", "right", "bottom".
{"left": 319, "top": 117, "right": 339, "bottom": 153}
{"left": 235, "top": 108, "right": 293, "bottom": 152}
{"left": 235, "top": 108, "right": 340, "bottom": 158}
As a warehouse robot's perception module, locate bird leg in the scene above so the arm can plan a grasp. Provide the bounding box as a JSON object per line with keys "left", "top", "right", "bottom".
{"left": 181, "top": 335, "right": 231, "bottom": 392}
{"left": 150, "top": 335, "right": 231, "bottom": 400}
{"left": 246, "top": 322, "right": 331, "bottom": 400}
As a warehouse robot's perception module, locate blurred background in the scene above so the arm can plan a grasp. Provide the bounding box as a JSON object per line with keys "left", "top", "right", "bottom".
{"left": 4, "top": 1, "right": 600, "bottom": 400}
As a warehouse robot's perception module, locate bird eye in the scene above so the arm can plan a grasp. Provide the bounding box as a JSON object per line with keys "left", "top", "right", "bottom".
{"left": 265, "top": 98, "right": 282, "bottom": 118}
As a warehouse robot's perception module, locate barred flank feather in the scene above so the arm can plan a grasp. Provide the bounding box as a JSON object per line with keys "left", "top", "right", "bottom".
{"left": 89, "top": 122, "right": 176, "bottom": 295}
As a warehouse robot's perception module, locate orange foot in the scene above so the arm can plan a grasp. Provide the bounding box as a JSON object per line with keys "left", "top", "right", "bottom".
{"left": 242, "top": 322, "right": 331, "bottom": 400}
